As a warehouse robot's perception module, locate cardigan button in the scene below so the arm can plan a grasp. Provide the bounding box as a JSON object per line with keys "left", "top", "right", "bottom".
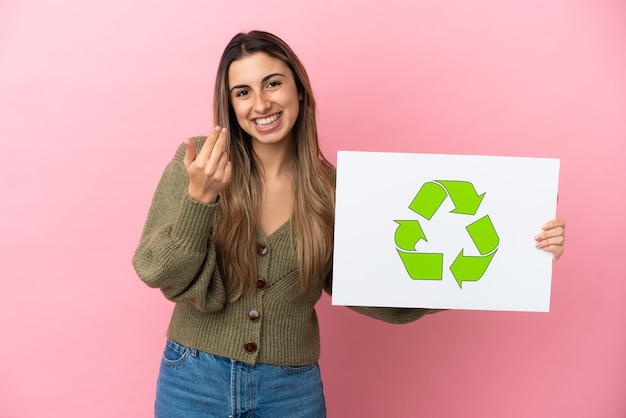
{"left": 248, "top": 309, "right": 260, "bottom": 322}
{"left": 256, "top": 278, "right": 268, "bottom": 290}
{"left": 243, "top": 341, "right": 258, "bottom": 353}
{"left": 256, "top": 243, "right": 269, "bottom": 256}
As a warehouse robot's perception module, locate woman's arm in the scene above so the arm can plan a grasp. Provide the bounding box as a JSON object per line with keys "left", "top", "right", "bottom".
{"left": 132, "top": 138, "right": 227, "bottom": 312}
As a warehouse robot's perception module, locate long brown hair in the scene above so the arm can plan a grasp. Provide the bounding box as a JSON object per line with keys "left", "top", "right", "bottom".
{"left": 212, "top": 31, "right": 335, "bottom": 300}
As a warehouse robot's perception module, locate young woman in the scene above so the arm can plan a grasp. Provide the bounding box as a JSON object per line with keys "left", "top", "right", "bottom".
{"left": 133, "top": 30, "right": 566, "bottom": 417}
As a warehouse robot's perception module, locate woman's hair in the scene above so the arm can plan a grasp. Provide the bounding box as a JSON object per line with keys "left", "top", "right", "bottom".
{"left": 212, "top": 30, "right": 335, "bottom": 300}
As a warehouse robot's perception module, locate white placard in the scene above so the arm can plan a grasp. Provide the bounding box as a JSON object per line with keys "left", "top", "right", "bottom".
{"left": 331, "top": 151, "right": 560, "bottom": 312}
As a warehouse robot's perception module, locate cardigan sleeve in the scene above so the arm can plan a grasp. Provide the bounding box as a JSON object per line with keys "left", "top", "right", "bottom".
{"left": 132, "top": 138, "right": 227, "bottom": 312}
{"left": 347, "top": 306, "right": 444, "bottom": 324}
{"left": 323, "top": 271, "right": 444, "bottom": 323}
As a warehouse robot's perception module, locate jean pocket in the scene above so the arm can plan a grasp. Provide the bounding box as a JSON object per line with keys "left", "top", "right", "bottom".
{"left": 280, "top": 362, "right": 318, "bottom": 376}
{"left": 161, "top": 339, "right": 193, "bottom": 367}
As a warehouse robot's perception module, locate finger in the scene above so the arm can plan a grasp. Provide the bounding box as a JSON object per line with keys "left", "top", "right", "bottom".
{"left": 214, "top": 147, "right": 229, "bottom": 171}
{"left": 183, "top": 139, "right": 197, "bottom": 168}
{"left": 535, "top": 235, "right": 565, "bottom": 249}
{"left": 534, "top": 227, "right": 565, "bottom": 243}
{"left": 223, "top": 160, "right": 233, "bottom": 184}
{"left": 197, "top": 126, "right": 222, "bottom": 162}
{"left": 206, "top": 128, "right": 229, "bottom": 168}
{"left": 542, "top": 218, "right": 566, "bottom": 231}
{"left": 214, "top": 150, "right": 233, "bottom": 183}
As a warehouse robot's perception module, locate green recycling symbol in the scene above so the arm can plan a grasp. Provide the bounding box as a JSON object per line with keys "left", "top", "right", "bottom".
{"left": 394, "top": 180, "right": 499, "bottom": 288}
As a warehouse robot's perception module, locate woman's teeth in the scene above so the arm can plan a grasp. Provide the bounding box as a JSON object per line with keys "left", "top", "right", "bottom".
{"left": 254, "top": 113, "right": 280, "bottom": 127}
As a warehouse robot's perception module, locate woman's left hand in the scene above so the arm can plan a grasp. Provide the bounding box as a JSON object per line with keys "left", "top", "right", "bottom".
{"left": 534, "top": 218, "right": 566, "bottom": 262}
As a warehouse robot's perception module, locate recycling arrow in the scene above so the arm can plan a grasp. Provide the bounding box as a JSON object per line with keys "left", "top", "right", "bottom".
{"left": 451, "top": 215, "right": 499, "bottom": 288}
{"left": 409, "top": 180, "right": 485, "bottom": 219}
{"left": 394, "top": 180, "right": 499, "bottom": 288}
{"left": 465, "top": 215, "right": 499, "bottom": 255}
{"left": 437, "top": 181, "right": 485, "bottom": 215}
{"left": 397, "top": 251, "right": 444, "bottom": 281}
{"left": 450, "top": 250, "right": 496, "bottom": 287}
{"left": 408, "top": 182, "right": 447, "bottom": 220}
{"left": 394, "top": 220, "right": 427, "bottom": 251}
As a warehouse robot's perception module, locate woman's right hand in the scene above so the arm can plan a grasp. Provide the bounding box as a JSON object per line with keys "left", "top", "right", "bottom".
{"left": 183, "top": 126, "right": 233, "bottom": 204}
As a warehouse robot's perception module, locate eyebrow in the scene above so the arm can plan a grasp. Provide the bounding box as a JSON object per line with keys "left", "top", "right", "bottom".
{"left": 229, "top": 73, "right": 286, "bottom": 93}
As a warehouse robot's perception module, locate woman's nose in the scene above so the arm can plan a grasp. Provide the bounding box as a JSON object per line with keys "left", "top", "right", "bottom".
{"left": 253, "top": 92, "right": 271, "bottom": 113}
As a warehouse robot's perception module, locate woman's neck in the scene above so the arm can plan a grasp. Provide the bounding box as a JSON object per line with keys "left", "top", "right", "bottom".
{"left": 252, "top": 138, "right": 295, "bottom": 237}
{"left": 252, "top": 139, "right": 294, "bottom": 180}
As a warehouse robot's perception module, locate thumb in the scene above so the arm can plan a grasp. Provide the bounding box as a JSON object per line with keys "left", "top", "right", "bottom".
{"left": 183, "top": 139, "right": 196, "bottom": 168}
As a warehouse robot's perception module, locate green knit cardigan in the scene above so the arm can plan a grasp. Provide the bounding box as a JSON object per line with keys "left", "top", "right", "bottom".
{"left": 133, "top": 138, "right": 435, "bottom": 366}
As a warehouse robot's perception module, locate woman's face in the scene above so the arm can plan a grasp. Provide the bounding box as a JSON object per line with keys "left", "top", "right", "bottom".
{"left": 228, "top": 52, "right": 301, "bottom": 147}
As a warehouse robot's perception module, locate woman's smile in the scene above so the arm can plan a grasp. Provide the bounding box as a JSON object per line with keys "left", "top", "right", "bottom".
{"left": 253, "top": 112, "right": 282, "bottom": 130}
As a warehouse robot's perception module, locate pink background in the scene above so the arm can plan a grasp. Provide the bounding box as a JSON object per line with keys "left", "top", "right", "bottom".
{"left": 1, "top": 0, "right": 625, "bottom": 417}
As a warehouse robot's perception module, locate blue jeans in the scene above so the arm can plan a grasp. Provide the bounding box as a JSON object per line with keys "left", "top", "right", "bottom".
{"left": 155, "top": 339, "right": 326, "bottom": 418}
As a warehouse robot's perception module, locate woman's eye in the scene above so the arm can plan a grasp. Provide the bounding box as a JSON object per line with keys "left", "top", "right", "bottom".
{"left": 267, "top": 81, "right": 281, "bottom": 88}
{"left": 235, "top": 90, "right": 249, "bottom": 98}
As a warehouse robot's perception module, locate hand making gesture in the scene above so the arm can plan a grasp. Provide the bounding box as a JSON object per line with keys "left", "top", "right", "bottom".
{"left": 183, "top": 126, "right": 233, "bottom": 204}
